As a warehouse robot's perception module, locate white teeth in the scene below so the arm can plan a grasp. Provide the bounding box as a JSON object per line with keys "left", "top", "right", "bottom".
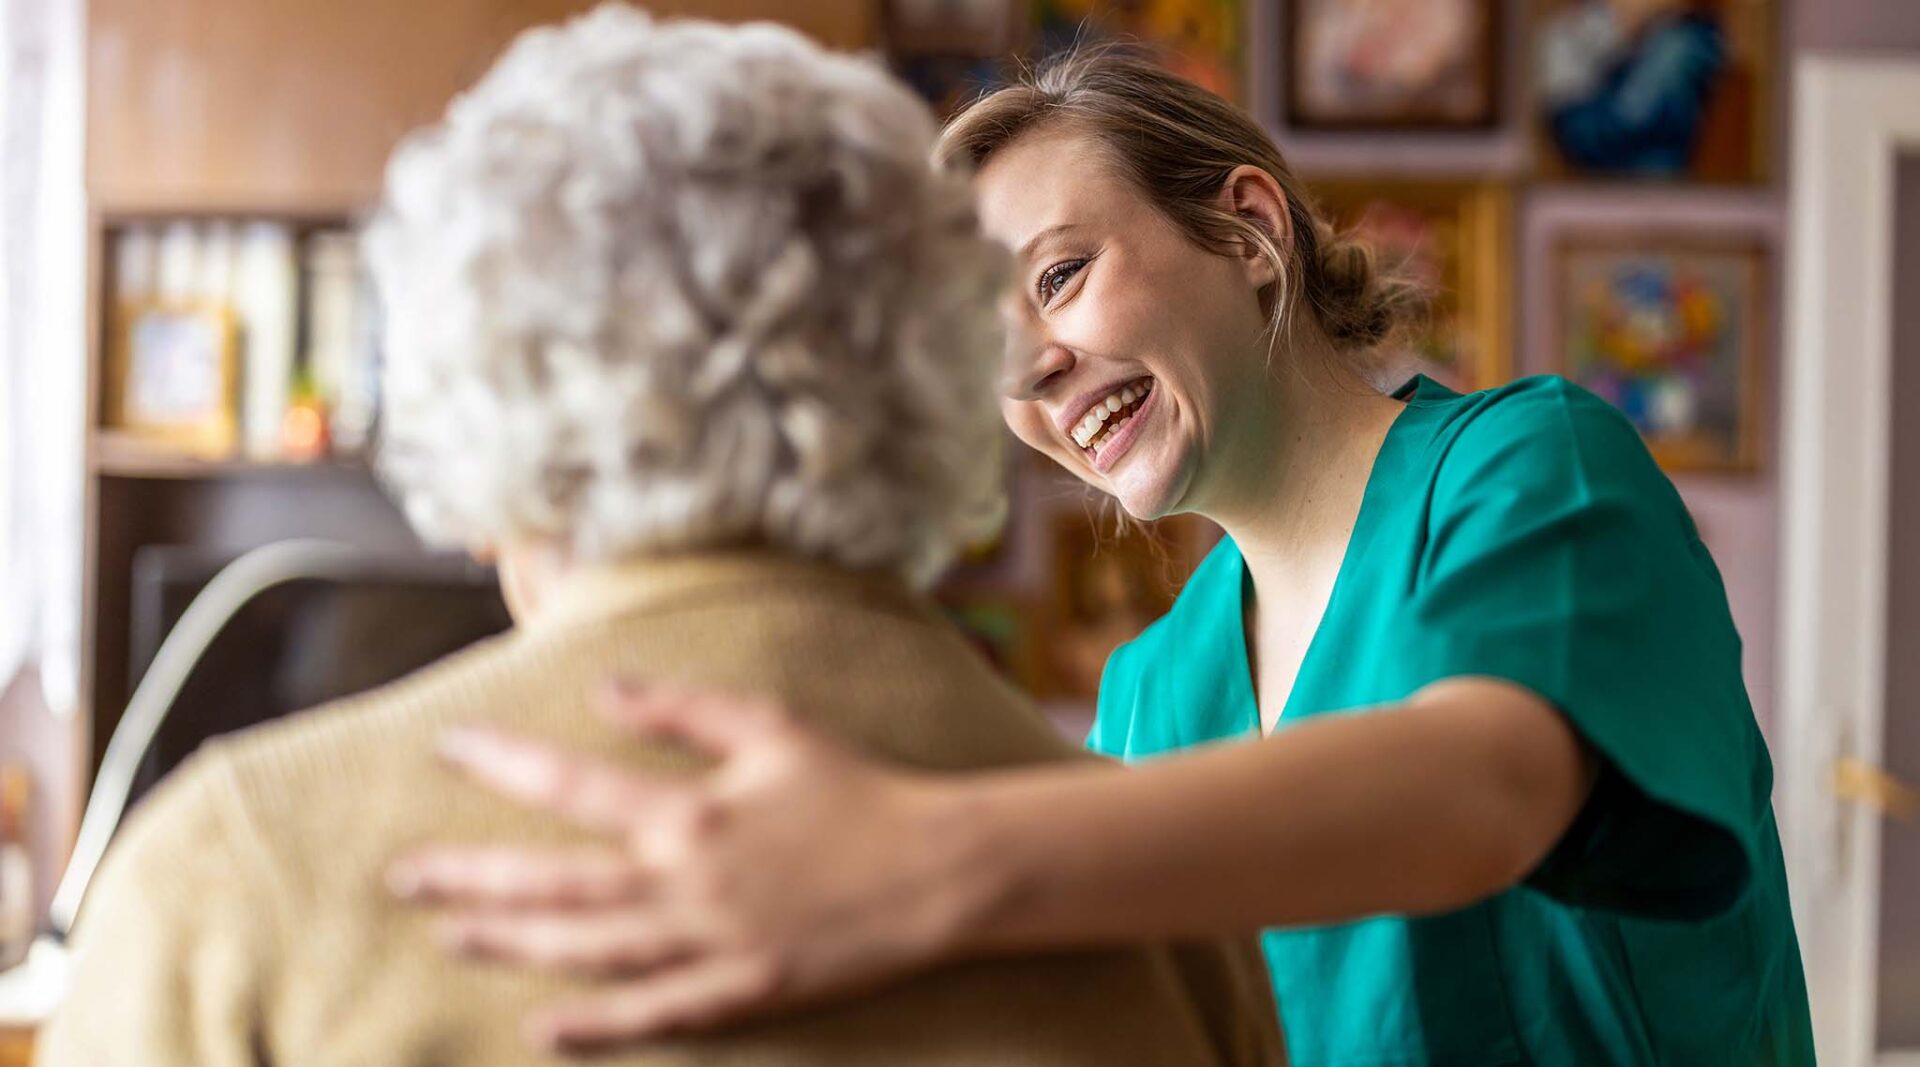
{"left": 1067, "top": 380, "right": 1153, "bottom": 451}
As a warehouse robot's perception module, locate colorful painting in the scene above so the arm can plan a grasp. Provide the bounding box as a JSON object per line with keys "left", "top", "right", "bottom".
{"left": 1553, "top": 236, "right": 1766, "bottom": 471}
{"left": 1287, "top": 0, "right": 1501, "bottom": 130}
{"left": 1533, "top": 0, "right": 1773, "bottom": 182}
{"left": 1308, "top": 180, "right": 1513, "bottom": 394}
{"left": 1034, "top": 0, "right": 1243, "bottom": 103}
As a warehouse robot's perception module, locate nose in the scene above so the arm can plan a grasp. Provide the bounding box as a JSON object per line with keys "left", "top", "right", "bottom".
{"left": 999, "top": 295, "right": 1074, "bottom": 400}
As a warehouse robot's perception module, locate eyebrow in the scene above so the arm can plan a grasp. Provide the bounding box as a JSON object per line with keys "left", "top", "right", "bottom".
{"left": 1017, "top": 223, "right": 1084, "bottom": 261}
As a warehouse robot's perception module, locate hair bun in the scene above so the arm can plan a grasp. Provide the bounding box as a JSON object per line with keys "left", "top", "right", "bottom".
{"left": 1307, "top": 219, "right": 1423, "bottom": 351}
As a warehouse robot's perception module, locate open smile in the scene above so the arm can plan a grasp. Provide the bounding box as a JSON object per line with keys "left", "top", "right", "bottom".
{"left": 1070, "top": 378, "right": 1157, "bottom": 474}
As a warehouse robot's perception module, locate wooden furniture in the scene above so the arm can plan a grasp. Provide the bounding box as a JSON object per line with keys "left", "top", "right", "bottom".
{"left": 76, "top": 0, "right": 877, "bottom": 800}
{"left": 0, "top": 1026, "right": 32, "bottom": 1067}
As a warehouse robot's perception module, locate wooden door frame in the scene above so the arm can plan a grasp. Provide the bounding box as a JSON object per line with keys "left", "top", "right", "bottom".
{"left": 1780, "top": 54, "right": 1920, "bottom": 1067}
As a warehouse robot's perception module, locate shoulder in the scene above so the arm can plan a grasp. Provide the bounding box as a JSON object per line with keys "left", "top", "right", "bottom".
{"left": 212, "top": 625, "right": 525, "bottom": 800}
{"left": 89, "top": 741, "right": 254, "bottom": 913}
{"left": 1096, "top": 535, "right": 1239, "bottom": 718}
{"left": 1429, "top": 374, "right": 1635, "bottom": 443}
{"left": 111, "top": 625, "right": 538, "bottom": 913}
{"left": 1422, "top": 375, "right": 1670, "bottom": 494}
{"left": 1109, "top": 537, "right": 1239, "bottom": 671}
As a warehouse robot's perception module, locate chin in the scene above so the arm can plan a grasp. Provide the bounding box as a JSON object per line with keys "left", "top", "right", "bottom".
{"left": 1104, "top": 446, "right": 1194, "bottom": 522}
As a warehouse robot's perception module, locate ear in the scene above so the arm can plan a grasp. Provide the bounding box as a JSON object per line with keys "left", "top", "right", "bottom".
{"left": 1219, "top": 164, "right": 1292, "bottom": 290}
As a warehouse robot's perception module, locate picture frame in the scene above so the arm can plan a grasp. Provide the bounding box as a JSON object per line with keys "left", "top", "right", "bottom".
{"left": 1549, "top": 234, "right": 1767, "bottom": 472}
{"left": 1531, "top": 0, "right": 1774, "bottom": 183}
{"left": 884, "top": 0, "right": 1027, "bottom": 117}
{"left": 1034, "top": 0, "right": 1245, "bottom": 105}
{"left": 1285, "top": 0, "right": 1502, "bottom": 131}
{"left": 108, "top": 300, "right": 241, "bottom": 455}
{"left": 883, "top": 0, "right": 1027, "bottom": 57}
{"left": 1306, "top": 179, "right": 1514, "bottom": 395}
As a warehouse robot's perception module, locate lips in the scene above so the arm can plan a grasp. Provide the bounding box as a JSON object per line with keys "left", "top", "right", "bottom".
{"left": 1089, "top": 380, "right": 1158, "bottom": 474}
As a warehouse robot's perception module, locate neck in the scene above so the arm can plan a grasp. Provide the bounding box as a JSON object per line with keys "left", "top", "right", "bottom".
{"left": 1200, "top": 341, "right": 1404, "bottom": 572}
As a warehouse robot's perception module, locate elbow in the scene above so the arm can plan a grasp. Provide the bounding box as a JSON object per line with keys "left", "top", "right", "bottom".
{"left": 1465, "top": 744, "right": 1600, "bottom": 906}
{"left": 1400, "top": 679, "right": 1600, "bottom": 913}
{"left": 1410, "top": 827, "right": 1545, "bottom": 916}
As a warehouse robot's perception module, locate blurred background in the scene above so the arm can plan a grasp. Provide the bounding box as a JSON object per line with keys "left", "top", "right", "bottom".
{"left": 0, "top": 0, "right": 1916, "bottom": 1062}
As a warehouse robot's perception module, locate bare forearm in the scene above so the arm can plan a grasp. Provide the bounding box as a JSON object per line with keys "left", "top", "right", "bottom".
{"left": 947, "top": 678, "right": 1594, "bottom": 951}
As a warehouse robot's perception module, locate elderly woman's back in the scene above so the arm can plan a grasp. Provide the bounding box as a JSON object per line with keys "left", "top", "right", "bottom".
{"left": 39, "top": 7, "right": 1283, "bottom": 1066}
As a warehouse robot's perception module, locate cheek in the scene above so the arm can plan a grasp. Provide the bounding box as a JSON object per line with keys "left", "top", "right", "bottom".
{"left": 1001, "top": 398, "right": 1053, "bottom": 456}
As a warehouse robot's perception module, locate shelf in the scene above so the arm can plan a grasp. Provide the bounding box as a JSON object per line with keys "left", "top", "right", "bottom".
{"left": 91, "top": 196, "right": 366, "bottom": 226}
{"left": 90, "top": 432, "right": 372, "bottom": 481}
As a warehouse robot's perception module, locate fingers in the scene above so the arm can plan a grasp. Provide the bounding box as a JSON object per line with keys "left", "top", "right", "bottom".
{"left": 387, "top": 845, "right": 644, "bottom": 907}
{"left": 437, "top": 907, "right": 692, "bottom": 978}
{"left": 596, "top": 681, "right": 791, "bottom": 757}
{"left": 524, "top": 955, "right": 786, "bottom": 1050}
{"left": 436, "top": 726, "right": 674, "bottom": 831}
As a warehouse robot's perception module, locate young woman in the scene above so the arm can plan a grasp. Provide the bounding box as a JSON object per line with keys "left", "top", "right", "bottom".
{"left": 391, "top": 49, "right": 1813, "bottom": 1066}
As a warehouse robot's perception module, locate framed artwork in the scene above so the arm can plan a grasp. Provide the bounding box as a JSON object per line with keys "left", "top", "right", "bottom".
{"left": 1307, "top": 179, "right": 1513, "bottom": 394}
{"left": 885, "top": 0, "right": 1027, "bottom": 117}
{"left": 1034, "top": 0, "right": 1244, "bottom": 104}
{"left": 109, "top": 301, "right": 240, "bottom": 455}
{"left": 1550, "top": 235, "right": 1766, "bottom": 471}
{"left": 1285, "top": 0, "right": 1501, "bottom": 130}
{"left": 885, "top": 0, "right": 1027, "bottom": 55}
{"left": 894, "top": 54, "right": 1012, "bottom": 118}
{"left": 1532, "top": 0, "right": 1773, "bottom": 182}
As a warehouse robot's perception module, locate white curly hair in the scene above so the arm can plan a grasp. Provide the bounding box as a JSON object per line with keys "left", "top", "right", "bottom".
{"left": 366, "top": 4, "right": 1009, "bottom": 588}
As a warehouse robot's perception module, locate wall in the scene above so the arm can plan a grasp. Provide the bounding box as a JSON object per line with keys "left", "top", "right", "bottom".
{"left": 0, "top": 671, "right": 78, "bottom": 919}
{"left": 1795, "top": 0, "right": 1920, "bottom": 53}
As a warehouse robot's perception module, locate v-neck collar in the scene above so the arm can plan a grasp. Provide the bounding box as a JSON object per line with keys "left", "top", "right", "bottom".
{"left": 1228, "top": 376, "right": 1445, "bottom": 734}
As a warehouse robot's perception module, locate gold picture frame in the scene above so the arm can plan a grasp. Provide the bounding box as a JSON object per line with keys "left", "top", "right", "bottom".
{"left": 1285, "top": 0, "right": 1503, "bottom": 131}
{"left": 1305, "top": 179, "right": 1514, "bottom": 394}
{"left": 107, "top": 299, "right": 241, "bottom": 456}
{"left": 1530, "top": 0, "right": 1775, "bottom": 184}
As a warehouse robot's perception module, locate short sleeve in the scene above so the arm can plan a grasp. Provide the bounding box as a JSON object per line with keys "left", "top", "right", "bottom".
{"left": 1403, "top": 380, "right": 1767, "bottom": 920}
{"left": 39, "top": 752, "right": 279, "bottom": 1067}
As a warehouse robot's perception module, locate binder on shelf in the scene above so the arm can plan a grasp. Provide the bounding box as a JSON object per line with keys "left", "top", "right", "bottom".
{"left": 234, "top": 222, "right": 298, "bottom": 461}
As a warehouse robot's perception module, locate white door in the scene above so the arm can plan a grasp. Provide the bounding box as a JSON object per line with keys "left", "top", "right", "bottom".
{"left": 1780, "top": 56, "right": 1920, "bottom": 1067}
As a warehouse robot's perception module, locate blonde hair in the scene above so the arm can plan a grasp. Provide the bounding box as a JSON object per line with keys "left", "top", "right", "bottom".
{"left": 937, "top": 47, "right": 1420, "bottom": 354}
{"left": 367, "top": 4, "right": 1010, "bottom": 588}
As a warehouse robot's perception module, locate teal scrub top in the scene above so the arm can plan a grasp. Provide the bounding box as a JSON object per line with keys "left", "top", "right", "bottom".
{"left": 1090, "top": 376, "right": 1814, "bottom": 1067}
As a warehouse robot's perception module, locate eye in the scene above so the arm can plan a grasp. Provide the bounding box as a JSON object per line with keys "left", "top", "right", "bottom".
{"left": 1036, "top": 258, "right": 1089, "bottom": 306}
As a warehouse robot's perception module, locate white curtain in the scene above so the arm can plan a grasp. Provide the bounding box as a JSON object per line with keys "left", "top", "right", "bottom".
{"left": 0, "top": 0, "right": 86, "bottom": 716}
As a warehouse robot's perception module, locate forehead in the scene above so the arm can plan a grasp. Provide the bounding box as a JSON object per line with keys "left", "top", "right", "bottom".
{"left": 973, "top": 126, "right": 1141, "bottom": 252}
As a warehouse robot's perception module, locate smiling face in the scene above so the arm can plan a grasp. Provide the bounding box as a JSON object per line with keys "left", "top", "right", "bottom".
{"left": 977, "top": 126, "right": 1284, "bottom": 521}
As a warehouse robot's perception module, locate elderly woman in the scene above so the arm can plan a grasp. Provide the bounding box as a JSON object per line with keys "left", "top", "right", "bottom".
{"left": 39, "top": 8, "right": 1281, "bottom": 1066}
